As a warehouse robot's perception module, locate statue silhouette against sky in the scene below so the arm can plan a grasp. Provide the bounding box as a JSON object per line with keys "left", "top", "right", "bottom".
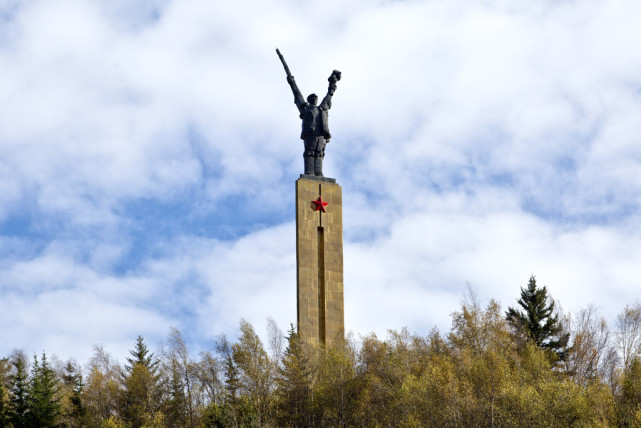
{"left": 277, "top": 49, "right": 341, "bottom": 177}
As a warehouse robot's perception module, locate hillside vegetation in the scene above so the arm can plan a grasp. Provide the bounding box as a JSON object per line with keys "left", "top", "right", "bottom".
{"left": 1, "top": 277, "right": 641, "bottom": 427}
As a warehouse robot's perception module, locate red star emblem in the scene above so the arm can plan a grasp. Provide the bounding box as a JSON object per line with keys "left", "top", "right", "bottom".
{"left": 312, "top": 197, "right": 328, "bottom": 212}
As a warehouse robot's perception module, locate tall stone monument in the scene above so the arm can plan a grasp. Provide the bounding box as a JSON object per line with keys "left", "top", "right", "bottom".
{"left": 278, "top": 49, "right": 344, "bottom": 344}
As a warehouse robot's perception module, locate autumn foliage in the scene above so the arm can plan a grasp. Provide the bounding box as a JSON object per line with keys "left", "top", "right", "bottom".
{"left": 1, "top": 284, "right": 641, "bottom": 427}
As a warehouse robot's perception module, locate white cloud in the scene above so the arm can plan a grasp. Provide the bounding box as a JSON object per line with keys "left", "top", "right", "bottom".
{"left": 1, "top": 0, "right": 641, "bottom": 362}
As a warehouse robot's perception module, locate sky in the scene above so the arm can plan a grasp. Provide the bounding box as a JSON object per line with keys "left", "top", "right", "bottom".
{"left": 1, "top": 0, "right": 641, "bottom": 365}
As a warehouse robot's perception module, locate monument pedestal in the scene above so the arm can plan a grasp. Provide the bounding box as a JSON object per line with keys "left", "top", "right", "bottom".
{"left": 296, "top": 175, "right": 344, "bottom": 345}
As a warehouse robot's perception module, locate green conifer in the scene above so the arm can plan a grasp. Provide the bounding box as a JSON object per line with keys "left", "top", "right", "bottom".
{"left": 125, "top": 336, "right": 159, "bottom": 375}
{"left": 29, "top": 353, "right": 60, "bottom": 428}
{"left": 8, "top": 352, "right": 30, "bottom": 428}
{"left": 277, "top": 324, "right": 313, "bottom": 427}
{"left": 122, "top": 336, "right": 160, "bottom": 428}
{"left": 506, "top": 275, "right": 570, "bottom": 360}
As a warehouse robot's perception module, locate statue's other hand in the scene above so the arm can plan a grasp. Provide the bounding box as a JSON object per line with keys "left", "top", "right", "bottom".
{"left": 328, "top": 70, "right": 341, "bottom": 83}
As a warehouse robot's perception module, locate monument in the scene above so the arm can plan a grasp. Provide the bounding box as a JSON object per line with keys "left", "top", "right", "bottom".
{"left": 278, "top": 49, "right": 344, "bottom": 345}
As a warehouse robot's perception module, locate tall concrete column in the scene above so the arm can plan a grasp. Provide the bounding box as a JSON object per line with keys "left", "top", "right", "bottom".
{"left": 295, "top": 175, "right": 344, "bottom": 345}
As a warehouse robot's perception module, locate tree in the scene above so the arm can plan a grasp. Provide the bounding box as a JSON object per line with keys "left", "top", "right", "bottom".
{"left": 618, "top": 357, "right": 641, "bottom": 426}
{"left": 506, "top": 275, "right": 569, "bottom": 360}
{"left": 8, "top": 351, "right": 30, "bottom": 428}
{"left": 0, "top": 385, "right": 7, "bottom": 428}
{"left": 126, "top": 336, "right": 160, "bottom": 376}
{"left": 83, "top": 346, "right": 122, "bottom": 425}
{"left": 121, "top": 336, "right": 161, "bottom": 428}
{"left": 163, "top": 328, "right": 198, "bottom": 427}
{"left": 29, "top": 353, "right": 60, "bottom": 428}
{"left": 448, "top": 295, "right": 515, "bottom": 426}
{"left": 0, "top": 358, "right": 11, "bottom": 427}
{"left": 314, "top": 334, "right": 359, "bottom": 427}
{"left": 356, "top": 329, "right": 425, "bottom": 426}
{"left": 617, "top": 302, "right": 641, "bottom": 373}
{"left": 215, "top": 334, "right": 240, "bottom": 427}
{"left": 231, "top": 320, "right": 274, "bottom": 426}
{"left": 195, "top": 350, "right": 223, "bottom": 407}
{"left": 122, "top": 364, "right": 161, "bottom": 427}
{"left": 163, "top": 358, "right": 187, "bottom": 427}
{"left": 58, "top": 360, "right": 87, "bottom": 427}
{"left": 565, "top": 305, "right": 615, "bottom": 385}
{"left": 276, "top": 325, "right": 313, "bottom": 427}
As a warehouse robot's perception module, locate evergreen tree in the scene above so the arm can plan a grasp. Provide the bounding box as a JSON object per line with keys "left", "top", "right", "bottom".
{"left": 8, "top": 352, "right": 30, "bottom": 428}
{"left": 163, "top": 328, "right": 196, "bottom": 427}
{"left": 0, "top": 358, "right": 10, "bottom": 428}
{"left": 215, "top": 335, "right": 239, "bottom": 427}
{"left": 223, "top": 353, "right": 240, "bottom": 404}
{"left": 29, "top": 353, "right": 60, "bottom": 428}
{"left": 277, "top": 325, "right": 313, "bottom": 427}
{"left": 121, "top": 336, "right": 161, "bottom": 428}
{"left": 506, "top": 275, "right": 569, "bottom": 360}
{"left": 125, "top": 336, "right": 159, "bottom": 375}
{"left": 163, "top": 359, "right": 187, "bottom": 427}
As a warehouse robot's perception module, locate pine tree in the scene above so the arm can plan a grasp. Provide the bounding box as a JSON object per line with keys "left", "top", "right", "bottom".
{"left": 164, "top": 328, "right": 195, "bottom": 427}
{"left": 125, "top": 336, "right": 159, "bottom": 375}
{"left": 277, "top": 324, "right": 313, "bottom": 427}
{"left": 506, "top": 275, "right": 569, "bottom": 360}
{"left": 163, "top": 359, "right": 187, "bottom": 427}
{"left": 8, "top": 352, "right": 30, "bottom": 428}
{"left": 29, "top": 353, "right": 60, "bottom": 428}
{"left": 210, "top": 335, "right": 239, "bottom": 427}
{"left": 122, "top": 336, "right": 161, "bottom": 428}
{"left": 223, "top": 352, "right": 240, "bottom": 404}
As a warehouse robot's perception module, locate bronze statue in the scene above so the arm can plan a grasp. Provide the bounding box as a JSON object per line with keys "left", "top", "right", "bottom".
{"left": 277, "top": 49, "right": 341, "bottom": 177}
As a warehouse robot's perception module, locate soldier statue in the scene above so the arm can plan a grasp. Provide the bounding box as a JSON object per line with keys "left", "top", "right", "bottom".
{"left": 277, "top": 49, "right": 341, "bottom": 177}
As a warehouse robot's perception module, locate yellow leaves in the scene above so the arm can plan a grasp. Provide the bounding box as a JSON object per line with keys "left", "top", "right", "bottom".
{"left": 450, "top": 297, "right": 512, "bottom": 356}
{"left": 84, "top": 366, "right": 122, "bottom": 424}
{"left": 13, "top": 314, "right": 638, "bottom": 426}
{"left": 101, "top": 415, "right": 126, "bottom": 428}
{"left": 399, "top": 355, "right": 462, "bottom": 426}
{"left": 389, "top": 325, "right": 617, "bottom": 427}
{"left": 313, "top": 336, "right": 359, "bottom": 426}
{"left": 141, "top": 411, "right": 166, "bottom": 428}
{"left": 125, "top": 363, "right": 156, "bottom": 407}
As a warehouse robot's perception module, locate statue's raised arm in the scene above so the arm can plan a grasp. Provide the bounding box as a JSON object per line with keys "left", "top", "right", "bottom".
{"left": 320, "top": 70, "right": 341, "bottom": 110}
{"left": 277, "top": 49, "right": 305, "bottom": 113}
{"left": 277, "top": 48, "right": 341, "bottom": 178}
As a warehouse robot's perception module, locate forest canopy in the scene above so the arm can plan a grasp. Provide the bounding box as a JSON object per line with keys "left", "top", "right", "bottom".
{"left": 1, "top": 278, "right": 641, "bottom": 427}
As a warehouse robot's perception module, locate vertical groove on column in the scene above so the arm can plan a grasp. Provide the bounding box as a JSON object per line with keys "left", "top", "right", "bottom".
{"left": 317, "top": 226, "right": 326, "bottom": 344}
{"left": 318, "top": 184, "right": 323, "bottom": 228}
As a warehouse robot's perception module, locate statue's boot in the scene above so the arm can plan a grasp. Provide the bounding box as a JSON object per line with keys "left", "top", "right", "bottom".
{"left": 304, "top": 156, "right": 314, "bottom": 175}
{"left": 314, "top": 156, "right": 323, "bottom": 176}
